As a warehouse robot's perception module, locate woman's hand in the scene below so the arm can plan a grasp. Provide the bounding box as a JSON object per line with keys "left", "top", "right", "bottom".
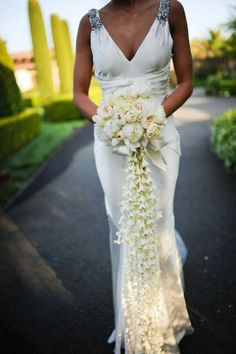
{"left": 161, "top": 0, "right": 193, "bottom": 118}
{"left": 73, "top": 14, "right": 98, "bottom": 124}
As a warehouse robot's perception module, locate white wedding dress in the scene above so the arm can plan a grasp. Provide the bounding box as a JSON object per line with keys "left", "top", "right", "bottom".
{"left": 87, "top": 1, "right": 195, "bottom": 353}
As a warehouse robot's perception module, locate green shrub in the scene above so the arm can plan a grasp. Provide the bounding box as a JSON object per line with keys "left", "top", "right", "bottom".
{"left": 0, "top": 119, "right": 85, "bottom": 206}
{"left": 210, "top": 108, "right": 236, "bottom": 173}
{"left": 205, "top": 74, "right": 236, "bottom": 97}
{"left": 193, "top": 78, "right": 206, "bottom": 88}
{"left": 205, "top": 74, "right": 221, "bottom": 96}
{"left": 0, "top": 38, "right": 24, "bottom": 117}
{"left": 22, "top": 91, "right": 42, "bottom": 108}
{"left": 219, "top": 80, "right": 236, "bottom": 96}
{"left": 0, "top": 107, "right": 43, "bottom": 159}
{"left": 43, "top": 94, "right": 83, "bottom": 121}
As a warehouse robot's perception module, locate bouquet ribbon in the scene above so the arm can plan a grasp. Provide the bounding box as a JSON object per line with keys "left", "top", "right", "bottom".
{"left": 112, "top": 138, "right": 169, "bottom": 172}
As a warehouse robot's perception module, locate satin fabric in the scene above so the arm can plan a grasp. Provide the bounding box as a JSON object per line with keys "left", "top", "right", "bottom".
{"left": 89, "top": 1, "right": 195, "bottom": 352}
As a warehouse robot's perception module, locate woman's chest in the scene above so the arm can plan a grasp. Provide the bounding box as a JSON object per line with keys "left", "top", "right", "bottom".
{"left": 90, "top": 21, "right": 173, "bottom": 79}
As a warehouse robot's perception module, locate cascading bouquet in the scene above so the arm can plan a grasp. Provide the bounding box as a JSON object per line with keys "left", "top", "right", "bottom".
{"left": 92, "top": 80, "right": 167, "bottom": 353}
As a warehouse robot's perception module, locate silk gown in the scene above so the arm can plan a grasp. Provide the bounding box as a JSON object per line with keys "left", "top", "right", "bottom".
{"left": 87, "top": 1, "right": 195, "bottom": 353}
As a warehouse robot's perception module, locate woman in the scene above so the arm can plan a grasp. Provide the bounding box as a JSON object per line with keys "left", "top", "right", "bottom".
{"left": 73, "top": 0, "right": 194, "bottom": 353}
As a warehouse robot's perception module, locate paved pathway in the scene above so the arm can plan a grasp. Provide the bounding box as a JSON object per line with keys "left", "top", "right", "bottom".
{"left": 0, "top": 90, "right": 236, "bottom": 354}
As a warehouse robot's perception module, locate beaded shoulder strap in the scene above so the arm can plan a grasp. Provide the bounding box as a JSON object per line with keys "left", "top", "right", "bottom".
{"left": 87, "top": 8, "right": 102, "bottom": 33}
{"left": 87, "top": 2, "right": 170, "bottom": 32}
{"left": 156, "top": 0, "right": 170, "bottom": 25}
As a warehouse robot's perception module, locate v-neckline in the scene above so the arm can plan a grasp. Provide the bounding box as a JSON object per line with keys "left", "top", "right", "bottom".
{"left": 97, "top": 1, "right": 162, "bottom": 64}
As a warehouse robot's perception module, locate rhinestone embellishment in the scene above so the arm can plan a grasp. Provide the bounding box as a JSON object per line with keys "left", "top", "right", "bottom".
{"left": 87, "top": 8, "right": 102, "bottom": 33}
{"left": 87, "top": 0, "right": 170, "bottom": 34}
{"left": 156, "top": 0, "right": 170, "bottom": 25}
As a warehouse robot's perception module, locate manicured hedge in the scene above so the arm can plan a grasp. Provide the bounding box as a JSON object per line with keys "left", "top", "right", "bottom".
{"left": 0, "top": 39, "right": 24, "bottom": 117}
{"left": 210, "top": 108, "right": 236, "bottom": 173}
{"left": 219, "top": 80, "right": 236, "bottom": 96}
{"left": 43, "top": 94, "right": 83, "bottom": 121}
{"left": 22, "top": 91, "right": 42, "bottom": 108}
{"left": 205, "top": 75, "right": 236, "bottom": 97}
{"left": 0, "top": 107, "right": 44, "bottom": 159}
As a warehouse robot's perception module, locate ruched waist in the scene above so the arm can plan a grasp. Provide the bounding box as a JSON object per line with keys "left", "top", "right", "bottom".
{"left": 95, "top": 64, "right": 171, "bottom": 99}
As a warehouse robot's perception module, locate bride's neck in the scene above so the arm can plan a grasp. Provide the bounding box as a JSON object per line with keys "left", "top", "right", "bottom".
{"left": 111, "top": 0, "right": 144, "bottom": 8}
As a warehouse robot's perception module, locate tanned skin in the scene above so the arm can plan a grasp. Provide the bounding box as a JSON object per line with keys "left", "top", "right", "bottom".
{"left": 73, "top": 0, "right": 193, "bottom": 124}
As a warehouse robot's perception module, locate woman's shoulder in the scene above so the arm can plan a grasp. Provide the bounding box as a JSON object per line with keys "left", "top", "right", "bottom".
{"left": 75, "top": 11, "right": 94, "bottom": 44}
{"left": 169, "top": 0, "right": 186, "bottom": 18}
{"left": 169, "top": 0, "right": 187, "bottom": 32}
{"left": 169, "top": 0, "right": 185, "bottom": 12}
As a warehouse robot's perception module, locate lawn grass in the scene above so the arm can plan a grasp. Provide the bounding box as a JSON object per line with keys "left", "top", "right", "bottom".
{"left": 0, "top": 76, "right": 101, "bottom": 207}
{"left": 0, "top": 119, "right": 87, "bottom": 207}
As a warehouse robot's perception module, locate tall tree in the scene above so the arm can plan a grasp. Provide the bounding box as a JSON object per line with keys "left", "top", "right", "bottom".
{"left": 50, "top": 14, "right": 72, "bottom": 94}
{"left": 61, "top": 19, "right": 75, "bottom": 77}
{"left": 28, "top": 0, "right": 54, "bottom": 100}
{"left": 204, "top": 29, "right": 225, "bottom": 58}
{"left": 224, "top": 6, "right": 236, "bottom": 60}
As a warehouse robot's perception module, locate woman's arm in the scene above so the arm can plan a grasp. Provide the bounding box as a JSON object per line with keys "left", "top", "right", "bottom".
{"left": 73, "top": 14, "right": 98, "bottom": 124}
{"left": 161, "top": 0, "right": 193, "bottom": 117}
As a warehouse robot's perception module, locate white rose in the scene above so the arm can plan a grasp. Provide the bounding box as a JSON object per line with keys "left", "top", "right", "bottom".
{"left": 153, "top": 104, "right": 167, "bottom": 124}
{"left": 97, "top": 103, "right": 113, "bottom": 118}
{"left": 114, "top": 112, "right": 126, "bottom": 126}
{"left": 116, "top": 129, "right": 124, "bottom": 141}
{"left": 140, "top": 98, "right": 166, "bottom": 121}
{"left": 111, "top": 118, "right": 121, "bottom": 134}
{"left": 141, "top": 107, "right": 166, "bottom": 128}
{"left": 103, "top": 120, "right": 113, "bottom": 138}
{"left": 112, "top": 86, "right": 130, "bottom": 99}
{"left": 141, "top": 114, "right": 157, "bottom": 129}
{"left": 129, "top": 80, "right": 152, "bottom": 97}
{"left": 129, "top": 99, "right": 146, "bottom": 119}
{"left": 96, "top": 126, "right": 111, "bottom": 144}
{"left": 146, "top": 123, "right": 161, "bottom": 139}
{"left": 92, "top": 114, "right": 107, "bottom": 127}
{"left": 122, "top": 123, "right": 144, "bottom": 143}
{"left": 126, "top": 112, "right": 137, "bottom": 123}
{"left": 92, "top": 114, "right": 100, "bottom": 123}
{"left": 113, "top": 95, "right": 126, "bottom": 108}
{"left": 124, "top": 138, "right": 141, "bottom": 150}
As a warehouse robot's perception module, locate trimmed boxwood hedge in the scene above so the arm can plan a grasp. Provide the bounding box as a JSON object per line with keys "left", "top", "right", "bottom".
{"left": 205, "top": 75, "right": 236, "bottom": 97}
{"left": 210, "top": 108, "right": 236, "bottom": 173}
{"left": 22, "top": 91, "right": 42, "bottom": 108}
{"left": 0, "top": 107, "right": 44, "bottom": 159}
{"left": 43, "top": 94, "right": 83, "bottom": 121}
{"left": 0, "top": 39, "right": 24, "bottom": 117}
